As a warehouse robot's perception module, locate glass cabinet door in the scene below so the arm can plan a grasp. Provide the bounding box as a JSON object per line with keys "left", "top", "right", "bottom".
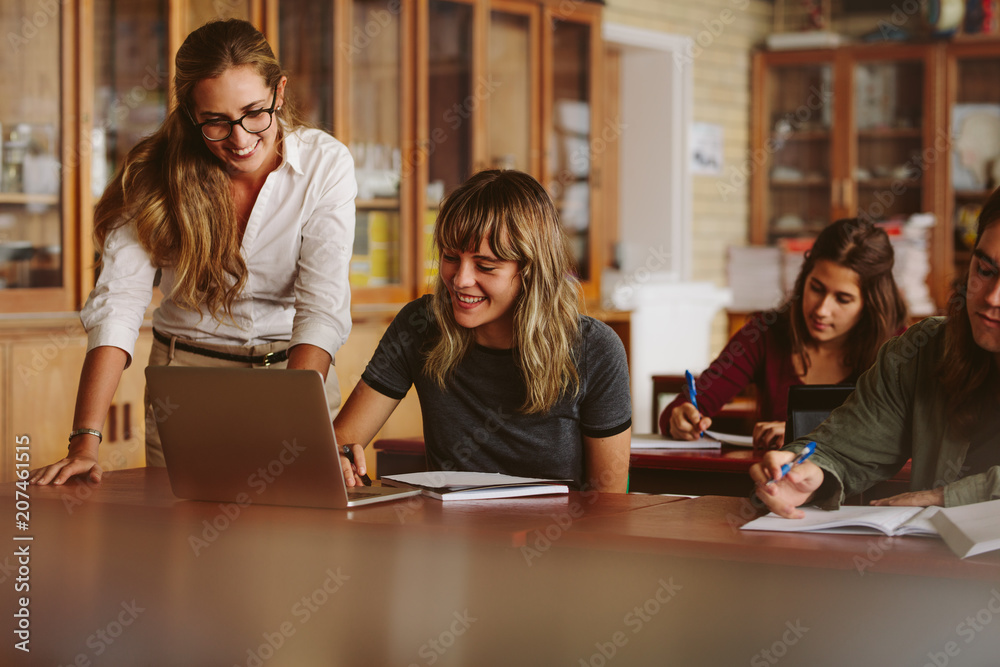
{"left": 278, "top": 0, "right": 335, "bottom": 134}
{"left": 488, "top": 3, "right": 536, "bottom": 177}
{"left": 948, "top": 48, "right": 1000, "bottom": 283}
{"left": 546, "top": 10, "right": 596, "bottom": 288}
{"left": 347, "top": 0, "right": 410, "bottom": 302}
{"left": 93, "top": 0, "right": 169, "bottom": 200}
{"left": 852, "top": 56, "right": 927, "bottom": 224}
{"left": 420, "top": 0, "right": 476, "bottom": 291}
{"left": 0, "top": 2, "right": 71, "bottom": 308}
{"left": 759, "top": 60, "right": 835, "bottom": 244}
{"left": 183, "top": 0, "right": 252, "bottom": 34}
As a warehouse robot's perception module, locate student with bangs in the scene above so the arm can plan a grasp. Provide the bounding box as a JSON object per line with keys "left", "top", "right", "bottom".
{"left": 334, "top": 169, "right": 632, "bottom": 492}
{"left": 661, "top": 217, "right": 908, "bottom": 450}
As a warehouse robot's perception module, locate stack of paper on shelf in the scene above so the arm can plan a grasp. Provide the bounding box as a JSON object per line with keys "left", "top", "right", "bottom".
{"left": 727, "top": 246, "right": 784, "bottom": 311}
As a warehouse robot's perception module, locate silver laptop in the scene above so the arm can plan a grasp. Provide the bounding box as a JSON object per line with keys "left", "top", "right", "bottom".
{"left": 145, "top": 366, "right": 421, "bottom": 508}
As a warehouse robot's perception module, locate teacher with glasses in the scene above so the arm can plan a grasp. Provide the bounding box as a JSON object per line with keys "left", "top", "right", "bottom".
{"left": 30, "top": 19, "right": 356, "bottom": 485}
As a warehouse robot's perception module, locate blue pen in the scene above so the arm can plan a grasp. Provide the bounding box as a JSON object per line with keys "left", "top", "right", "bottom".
{"left": 766, "top": 441, "right": 816, "bottom": 486}
{"left": 685, "top": 370, "right": 703, "bottom": 437}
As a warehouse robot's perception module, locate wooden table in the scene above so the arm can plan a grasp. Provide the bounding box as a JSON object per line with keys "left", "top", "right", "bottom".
{"left": 376, "top": 437, "right": 913, "bottom": 502}
{"left": 3, "top": 469, "right": 994, "bottom": 666}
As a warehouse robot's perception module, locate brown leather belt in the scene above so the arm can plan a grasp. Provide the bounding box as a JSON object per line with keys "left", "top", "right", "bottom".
{"left": 152, "top": 329, "right": 288, "bottom": 366}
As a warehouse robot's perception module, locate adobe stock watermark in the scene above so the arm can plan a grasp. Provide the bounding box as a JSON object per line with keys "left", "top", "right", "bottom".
{"left": 340, "top": 0, "right": 403, "bottom": 62}
{"left": 673, "top": 0, "right": 753, "bottom": 69}
{"left": 234, "top": 566, "right": 350, "bottom": 667}
{"left": 749, "top": 619, "right": 810, "bottom": 666}
{"left": 578, "top": 577, "right": 683, "bottom": 666}
{"left": 6, "top": 0, "right": 68, "bottom": 54}
{"left": 547, "top": 116, "right": 627, "bottom": 199}
{"left": 188, "top": 438, "right": 307, "bottom": 555}
{"left": 717, "top": 86, "right": 832, "bottom": 202}
{"left": 602, "top": 245, "right": 673, "bottom": 310}
{"left": 406, "top": 609, "right": 477, "bottom": 667}
{"left": 56, "top": 599, "right": 146, "bottom": 667}
{"left": 520, "top": 488, "right": 601, "bottom": 566}
{"left": 922, "top": 589, "right": 1000, "bottom": 667}
{"left": 15, "top": 321, "right": 86, "bottom": 387}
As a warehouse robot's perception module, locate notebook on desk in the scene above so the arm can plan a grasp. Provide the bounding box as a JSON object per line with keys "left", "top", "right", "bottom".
{"left": 783, "top": 384, "right": 856, "bottom": 445}
{"left": 145, "top": 367, "right": 421, "bottom": 509}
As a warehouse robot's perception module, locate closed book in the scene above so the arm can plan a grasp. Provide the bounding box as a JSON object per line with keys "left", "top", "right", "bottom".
{"left": 930, "top": 498, "right": 1000, "bottom": 559}
{"left": 382, "top": 471, "right": 569, "bottom": 501}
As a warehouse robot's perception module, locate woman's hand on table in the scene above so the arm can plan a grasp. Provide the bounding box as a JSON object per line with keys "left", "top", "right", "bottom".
{"left": 29, "top": 439, "right": 103, "bottom": 486}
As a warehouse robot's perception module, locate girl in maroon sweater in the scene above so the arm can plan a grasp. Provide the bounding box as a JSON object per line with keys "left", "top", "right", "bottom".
{"left": 661, "top": 218, "right": 908, "bottom": 449}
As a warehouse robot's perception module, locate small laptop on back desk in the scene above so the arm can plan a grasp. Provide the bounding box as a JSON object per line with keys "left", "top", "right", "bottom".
{"left": 145, "top": 366, "right": 421, "bottom": 509}
{"left": 784, "top": 384, "right": 857, "bottom": 445}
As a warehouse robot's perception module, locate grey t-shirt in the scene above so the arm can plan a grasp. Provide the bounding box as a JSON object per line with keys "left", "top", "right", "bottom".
{"left": 361, "top": 295, "right": 632, "bottom": 488}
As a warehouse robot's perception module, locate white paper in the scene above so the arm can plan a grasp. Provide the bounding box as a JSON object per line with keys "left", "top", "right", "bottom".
{"left": 704, "top": 430, "right": 754, "bottom": 448}
{"left": 630, "top": 433, "right": 721, "bottom": 450}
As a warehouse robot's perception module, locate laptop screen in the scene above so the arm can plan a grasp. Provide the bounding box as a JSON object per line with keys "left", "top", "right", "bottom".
{"left": 784, "top": 385, "right": 856, "bottom": 445}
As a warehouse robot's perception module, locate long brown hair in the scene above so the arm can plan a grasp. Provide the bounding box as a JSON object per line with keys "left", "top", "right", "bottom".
{"left": 425, "top": 170, "right": 581, "bottom": 414}
{"left": 94, "top": 19, "right": 309, "bottom": 320}
{"left": 784, "top": 217, "right": 907, "bottom": 377}
{"left": 939, "top": 188, "right": 1000, "bottom": 435}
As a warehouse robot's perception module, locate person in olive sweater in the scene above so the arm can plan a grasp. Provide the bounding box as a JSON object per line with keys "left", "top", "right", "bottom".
{"left": 752, "top": 188, "right": 1000, "bottom": 517}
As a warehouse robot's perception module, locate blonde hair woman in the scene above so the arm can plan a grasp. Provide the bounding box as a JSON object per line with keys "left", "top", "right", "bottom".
{"left": 334, "top": 170, "right": 632, "bottom": 491}
{"left": 32, "top": 19, "right": 355, "bottom": 485}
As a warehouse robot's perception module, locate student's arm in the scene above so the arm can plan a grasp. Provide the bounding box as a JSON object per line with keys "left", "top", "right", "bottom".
{"left": 29, "top": 346, "right": 129, "bottom": 486}
{"left": 332, "top": 381, "right": 402, "bottom": 486}
{"left": 584, "top": 428, "right": 631, "bottom": 493}
{"left": 659, "top": 314, "right": 768, "bottom": 438}
{"left": 287, "top": 343, "right": 333, "bottom": 380}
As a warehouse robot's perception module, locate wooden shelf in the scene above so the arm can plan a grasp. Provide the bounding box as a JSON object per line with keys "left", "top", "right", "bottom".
{"left": 954, "top": 189, "right": 994, "bottom": 201}
{"left": 857, "top": 178, "right": 922, "bottom": 189}
{"left": 356, "top": 197, "right": 401, "bottom": 209}
{"left": 0, "top": 193, "right": 59, "bottom": 206}
{"left": 770, "top": 177, "right": 830, "bottom": 188}
{"left": 856, "top": 127, "right": 922, "bottom": 139}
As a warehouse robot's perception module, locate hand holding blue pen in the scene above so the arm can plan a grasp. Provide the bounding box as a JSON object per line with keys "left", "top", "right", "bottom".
{"left": 685, "top": 370, "right": 704, "bottom": 437}
{"left": 765, "top": 441, "right": 816, "bottom": 487}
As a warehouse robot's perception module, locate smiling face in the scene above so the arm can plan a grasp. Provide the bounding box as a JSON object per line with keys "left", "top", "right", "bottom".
{"left": 190, "top": 65, "right": 285, "bottom": 180}
{"left": 967, "top": 223, "right": 1000, "bottom": 363}
{"left": 800, "top": 258, "right": 864, "bottom": 346}
{"left": 439, "top": 238, "right": 522, "bottom": 349}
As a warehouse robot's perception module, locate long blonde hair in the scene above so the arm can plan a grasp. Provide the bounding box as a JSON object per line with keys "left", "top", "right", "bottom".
{"left": 93, "top": 19, "right": 308, "bottom": 320}
{"left": 425, "top": 170, "right": 581, "bottom": 414}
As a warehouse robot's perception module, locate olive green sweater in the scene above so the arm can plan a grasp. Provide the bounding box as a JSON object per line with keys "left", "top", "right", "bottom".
{"left": 787, "top": 317, "right": 1000, "bottom": 509}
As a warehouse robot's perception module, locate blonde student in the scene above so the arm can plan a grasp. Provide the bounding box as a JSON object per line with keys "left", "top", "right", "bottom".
{"left": 334, "top": 170, "right": 632, "bottom": 492}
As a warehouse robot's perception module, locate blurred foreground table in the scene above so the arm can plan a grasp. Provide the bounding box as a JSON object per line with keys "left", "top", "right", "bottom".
{"left": 1, "top": 469, "right": 997, "bottom": 666}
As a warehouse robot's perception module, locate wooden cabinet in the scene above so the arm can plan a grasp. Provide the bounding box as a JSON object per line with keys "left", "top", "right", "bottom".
{"left": 277, "top": 0, "right": 604, "bottom": 304}
{"left": 1, "top": 322, "right": 150, "bottom": 482}
{"left": 944, "top": 41, "right": 1000, "bottom": 293}
{"left": 2, "top": 0, "right": 605, "bottom": 313}
{"left": 0, "top": 1, "right": 79, "bottom": 312}
{"left": 752, "top": 43, "right": 948, "bottom": 306}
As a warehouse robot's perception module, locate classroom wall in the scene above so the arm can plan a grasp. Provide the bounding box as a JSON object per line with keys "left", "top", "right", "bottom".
{"left": 602, "top": 0, "right": 773, "bottom": 352}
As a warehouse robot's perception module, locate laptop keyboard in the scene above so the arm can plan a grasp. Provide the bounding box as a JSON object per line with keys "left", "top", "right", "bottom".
{"left": 346, "top": 487, "right": 392, "bottom": 498}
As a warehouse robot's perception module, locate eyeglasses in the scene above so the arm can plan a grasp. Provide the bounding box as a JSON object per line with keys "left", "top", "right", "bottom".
{"left": 191, "top": 86, "right": 278, "bottom": 142}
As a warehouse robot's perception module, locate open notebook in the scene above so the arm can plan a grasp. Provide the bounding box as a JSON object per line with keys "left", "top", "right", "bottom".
{"left": 741, "top": 505, "right": 941, "bottom": 537}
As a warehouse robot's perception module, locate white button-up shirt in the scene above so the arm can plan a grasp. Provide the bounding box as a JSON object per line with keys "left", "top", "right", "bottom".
{"left": 81, "top": 128, "right": 356, "bottom": 366}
